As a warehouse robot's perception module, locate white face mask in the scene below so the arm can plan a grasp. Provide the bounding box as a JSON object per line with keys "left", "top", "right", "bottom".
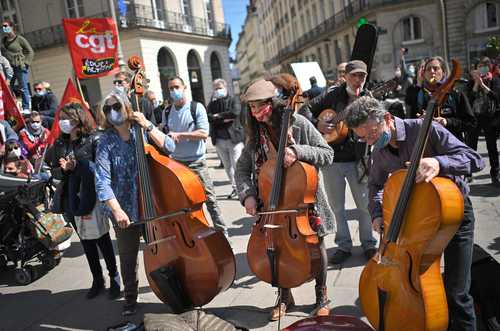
{"left": 8, "top": 147, "right": 21, "bottom": 158}
{"left": 59, "top": 119, "right": 75, "bottom": 134}
{"left": 30, "top": 122, "right": 42, "bottom": 131}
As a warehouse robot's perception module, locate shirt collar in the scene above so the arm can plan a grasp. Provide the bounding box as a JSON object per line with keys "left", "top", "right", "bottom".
{"left": 393, "top": 116, "right": 406, "bottom": 142}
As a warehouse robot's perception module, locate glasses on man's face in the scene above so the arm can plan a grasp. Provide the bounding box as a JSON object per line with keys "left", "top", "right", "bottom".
{"left": 2, "top": 24, "right": 9, "bottom": 28}
{"left": 113, "top": 80, "right": 123, "bottom": 85}
{"left": 34, "top": 87, "right": 43, "bottom": 92}
{"left": 103, "top": 102, "right": 122, "bottom": 113}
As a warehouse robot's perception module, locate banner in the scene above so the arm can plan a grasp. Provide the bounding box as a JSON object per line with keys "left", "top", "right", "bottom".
{"left": 47, "top": 78, "right": 96, "bottom": 146}
{"left": 0, "top": 74, "right": 25, "bottom": 131}
{"left": 62, "top": 18, "right": 120, "bottom": 79}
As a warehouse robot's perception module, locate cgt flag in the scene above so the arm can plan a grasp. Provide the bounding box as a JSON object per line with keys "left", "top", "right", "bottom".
{"left": 0, "top": 73, "right": 25, "bottom": 131}
{"left": 62, "top": 18, "right": 120, "bottom": 79}
{"left": 46, "top": 78, "right": 96, "bottom": 146}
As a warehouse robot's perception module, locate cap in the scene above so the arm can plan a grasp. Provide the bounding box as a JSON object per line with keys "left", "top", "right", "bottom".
{"left": 243, "top": 79, "right": 277, "bottom": 102}
{"left": 346, "top": 60, "right": 368, "bottom": 74}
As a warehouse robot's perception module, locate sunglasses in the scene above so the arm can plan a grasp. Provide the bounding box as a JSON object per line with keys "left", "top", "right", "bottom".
{"left": 2, "top": 24, "right": 9, "bottom": 28}
{"left": 113, "top": 80, "right": 123, "bottom": 85}
{"left": 103, "top": 103, "right": 122, "bottom": 113}
{"left": 34, "top": 88, "right": 43, "bottom": 92}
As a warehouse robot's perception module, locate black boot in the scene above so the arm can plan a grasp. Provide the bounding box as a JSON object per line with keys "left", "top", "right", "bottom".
{"left": 108, "top": 274, "right": 121, "bottom": 300}
{"left": 86, "top": 278, "right": 104, "bottom": 299}
{"left": 313, "top": 285, "right": 331, "bottom": 316}
{"left": 270, "top": 288, "right": 294, "bottom": 321}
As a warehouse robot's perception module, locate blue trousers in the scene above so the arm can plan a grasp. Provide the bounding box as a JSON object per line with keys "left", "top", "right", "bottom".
{"left": 11, "top": 66, "right": 31, "bottom": 110}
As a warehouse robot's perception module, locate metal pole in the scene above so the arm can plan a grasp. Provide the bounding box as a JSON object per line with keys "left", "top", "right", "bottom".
{"left": 108, "top": 0, "right": 126, "bottom": 71}
{"left": 439, "top": 0, "right": 449, "bottom": 62}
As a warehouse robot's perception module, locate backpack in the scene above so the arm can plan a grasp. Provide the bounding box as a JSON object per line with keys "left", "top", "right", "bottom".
{"left": 161, "top": 101, "right": 198, "bottom": 133}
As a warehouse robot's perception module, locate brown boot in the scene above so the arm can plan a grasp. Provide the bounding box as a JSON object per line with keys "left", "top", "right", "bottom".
{"left": 269, "top": 288, "right": 295, "bottom": 321}
{"left": 312, "top": 285, "right": 330, "bottom": 317}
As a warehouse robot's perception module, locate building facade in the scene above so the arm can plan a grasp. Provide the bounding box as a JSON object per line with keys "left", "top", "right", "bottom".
{"left": 0, "top": 0, "right": 231, "bottom": 107}
{"left": 235, "top": 0, "right": 266, "bottom": 91}
{"left": 236, "top": 0, "right": 500, "bottom": 83}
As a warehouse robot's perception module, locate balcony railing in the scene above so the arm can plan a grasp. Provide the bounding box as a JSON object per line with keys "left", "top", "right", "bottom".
{"left": 24, "top": 4, "right": 230, "bottom": 50}
{"left": 264, "top": 0, "right": 415, "bottom": 69}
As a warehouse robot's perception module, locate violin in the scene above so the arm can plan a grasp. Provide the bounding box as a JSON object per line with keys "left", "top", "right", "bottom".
{"left": 128, "top": 56, "right": 235, "bottom": 313}
{"left": 358, "top": 60, "right": 464, "bottom": 331}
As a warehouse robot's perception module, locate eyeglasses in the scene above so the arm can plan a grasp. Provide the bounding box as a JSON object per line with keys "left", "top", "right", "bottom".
{"left": 34, "top": 88, "right": 43, "bottom": 92}
{"left": 103, "top": 103, "right": 122, "bottom": 113}
{"left": 2, "top": 24, "right": 9, "bottom": 28}
{"left": 113, "top": 80, "right": 123, "bottom": 85}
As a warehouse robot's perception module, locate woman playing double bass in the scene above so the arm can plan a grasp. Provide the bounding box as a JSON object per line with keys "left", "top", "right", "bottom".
{"left": 234, "top": 76, "right": 335, "bottom": 321}
{"left": 345, "top": 96, "right": 484, "bottom": 330}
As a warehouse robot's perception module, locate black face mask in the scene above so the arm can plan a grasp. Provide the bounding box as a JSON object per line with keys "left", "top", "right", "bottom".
{"left": 4, "top": 171, "right": 17, "bottom": 176}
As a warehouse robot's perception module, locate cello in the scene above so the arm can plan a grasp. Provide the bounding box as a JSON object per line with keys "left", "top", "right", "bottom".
{"left": 246, "top": 82, "right": 321, "bottom": 289}
{"left": 358, "top": 59, "right": 464, "bottom": 331}
{"left": 127, "top": 56, "right": 235, "bottom": 313}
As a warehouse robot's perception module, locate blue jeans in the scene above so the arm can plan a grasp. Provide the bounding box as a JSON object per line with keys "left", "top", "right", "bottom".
{"left": 444, "top": 196, "right": 476, "bottom": 331}
{"left": 322, "top": 161, "right": 376, "bottom": 252}
{"left": 11, "top": 66, "right": 31, "bottom": 110}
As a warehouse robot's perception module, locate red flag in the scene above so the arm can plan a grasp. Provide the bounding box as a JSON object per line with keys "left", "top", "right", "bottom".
{"left": 62, "top": 18, "right": 120, "bottom": 79}
{"left": 0, "top": 74, "right": 25, "bottom": 131}
{"left": 47, "top": 78, "right": 96, "bottom": 146}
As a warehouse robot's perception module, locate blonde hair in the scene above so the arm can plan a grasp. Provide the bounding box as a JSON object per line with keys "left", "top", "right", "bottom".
{"left": 99, "top": 93, "right": 133, "bottom": 129}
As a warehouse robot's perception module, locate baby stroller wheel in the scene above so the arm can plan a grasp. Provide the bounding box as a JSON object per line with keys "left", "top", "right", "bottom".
{"left": 14, "top": 267, "right": 32, "bottom": 285}
{"left": 41, "top": 254, "right": 60, "bottom": 270}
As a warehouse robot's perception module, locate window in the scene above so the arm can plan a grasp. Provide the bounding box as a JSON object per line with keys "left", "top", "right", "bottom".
{"left": 66, "top": 0, "right": 84, "bottom": 18}
{"left": 205, "top": 0, "right": 215, "bottom": 30}
{"left": 181, "top": 0, "right": 192, "bottom": 17}
{"left": 312, "top": 4, "right": 318, "bottom": 28}
{"left": 317, "top": 47, "right": 323, "bottom": 66}
{"left": 306, "top": 9, "right": 312, "bottom": 31}
{"left": 210, "top": 52, "right": 222, "bottom": 80}
{"left": 334, "top": 39, "right": 342, "bottom": 64}
{"left": 325, "top": 43, "right": 331, "bottom": 67}
{"left": 344, "top": 34, "right": 351, "bottom": 60}
{"left": 402, "top": 16, "right": 422, "bottom": 42}
{"left": 474, "top": 2, "right": 499, "bottom": 31}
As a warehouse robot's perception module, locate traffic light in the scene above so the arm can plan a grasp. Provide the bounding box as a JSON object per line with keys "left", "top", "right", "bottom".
{"left": 356, "top": 17, "right": 368, "bottom": 28}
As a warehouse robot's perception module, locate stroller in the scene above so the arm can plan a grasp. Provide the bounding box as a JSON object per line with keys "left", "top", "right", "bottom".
{"left": 0, "top": 174, "right": 73, "bottom": 285}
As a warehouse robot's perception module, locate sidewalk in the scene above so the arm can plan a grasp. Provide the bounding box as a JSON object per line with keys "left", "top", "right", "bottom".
{"left": 1, "top": 138, "right": 499, "bottom": 331}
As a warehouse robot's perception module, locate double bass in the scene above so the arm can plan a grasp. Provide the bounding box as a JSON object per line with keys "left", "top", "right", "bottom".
{"left": 246, "top": 85, "right": 321, "bottom": 289}
{"left": 128, "top": 56, "right": 235, "bottom": 313}
{"left": 358, "top": 60, "right": 464, "bottom": 331}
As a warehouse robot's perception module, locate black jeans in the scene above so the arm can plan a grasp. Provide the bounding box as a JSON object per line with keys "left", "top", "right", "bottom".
{"left": 467, "top": 116, "right": 499, "bottom": 178}
{"left": 80, "top": 232, "right": 118, "bottom": 283}
{"left": 444, "top": 197, "right": 476, "bottom": 331}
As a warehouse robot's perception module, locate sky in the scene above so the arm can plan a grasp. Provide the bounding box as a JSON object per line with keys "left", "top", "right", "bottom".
{"left": 222, "top": 0, "right": 249, "bottom": 59}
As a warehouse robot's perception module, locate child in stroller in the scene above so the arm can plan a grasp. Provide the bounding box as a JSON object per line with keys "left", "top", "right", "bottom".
{"left": 0, "top": 174, "right": 73, "bottom": 285}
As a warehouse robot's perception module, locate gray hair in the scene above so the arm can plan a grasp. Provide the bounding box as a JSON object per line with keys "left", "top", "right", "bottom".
{"left": 213, "top": 78, "right": 227, "bottom": 88}
{"left": 345, "top": 96, "right": 387, "bottom": 128}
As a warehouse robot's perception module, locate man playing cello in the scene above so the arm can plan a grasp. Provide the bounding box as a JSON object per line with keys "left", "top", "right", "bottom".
{"left": 345, "top": 96, "right": 484, "bottom": 331}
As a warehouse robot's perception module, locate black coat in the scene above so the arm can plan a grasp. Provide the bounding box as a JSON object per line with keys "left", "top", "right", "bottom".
{"left": 299, "top": 84, "right": 368, "bottom": 163}
{"left": 206, "top": 95, "right": 244, "bottom": 145}
{"left": 31, "top": 92, "right": 58, "bottom": 117}
{"left": 405, "top": 85, "right": 475, "bottom": 141}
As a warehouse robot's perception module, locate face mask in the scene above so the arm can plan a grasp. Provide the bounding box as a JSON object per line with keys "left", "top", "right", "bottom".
{"left": 108, "top": 109, "right": 125, "bottom": 126}
{"left": 170, "top": 88, "right": 184, "bottom": 102}
{"left": 30, "top": 122, "right": 42, "bottom": 131}
{"left": 2, "top": 26, "right": 12, "bottom": 34}
{"left": 346, "top": 85, "right": 360, "bottom": 97}
{"left": 5, "top": 171, "right": 17, "bottom": 176}
{"left": 408, "top": 66, "right": 416, "bottom": 75}
{"left": 253, "top": 104, "right": 272, "bottom": 122}
{"left": 478, "top": 66, "right": 490, "bottom": 76}
{"left": 153, "top": 100, "right": 159, "bottom": 108}
{"left": 35, "top": 91, "right": 46, "bottom": 97}
{"left": 59, "top": 119, "right": 75, "bottom": 134}
{"left": 113, "top": 85, "right": 126, "bottom": 95}
{"left": 395, "top": 70, "right": 402, "bottom": 78}
{"left": 214, "top": 88, "right": 227, "bottom": 99}
{"left": 373, "top": 128, "right": 392, "bottom": 150}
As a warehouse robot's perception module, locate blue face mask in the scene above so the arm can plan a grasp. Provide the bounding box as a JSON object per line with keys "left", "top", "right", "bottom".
{"left": 373, "top": 129, "right": 392, "bottom": 150}
{"left": 2, "top": 26, "right": 12, "bottom": 34}
{"left": 35, "top": 91, "right": 46, "bottom": 97}
{"left": 170, "top": 88, "right": 184, "bottom": 102}
{"left": 478, "top": 66, "right": 490, "bottom": 76}
{"left": 108, "top": 109, "right": 125, "bottom": 126}
{"left": 214, "top": 88, "right": 226, "bottom": 99}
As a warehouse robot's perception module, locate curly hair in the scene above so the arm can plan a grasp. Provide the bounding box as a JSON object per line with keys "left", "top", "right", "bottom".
{"left": 345, "top": 96, "right": 387, "bottom": 128}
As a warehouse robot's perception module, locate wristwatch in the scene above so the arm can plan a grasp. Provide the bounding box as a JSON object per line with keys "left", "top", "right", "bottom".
{"left": 145, "top": 122, "right": 155, "bottom": 133}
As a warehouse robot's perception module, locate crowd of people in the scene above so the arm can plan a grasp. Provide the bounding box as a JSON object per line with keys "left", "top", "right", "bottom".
{"left": 1, "top": 19, "right": 499, "bottom": 328}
